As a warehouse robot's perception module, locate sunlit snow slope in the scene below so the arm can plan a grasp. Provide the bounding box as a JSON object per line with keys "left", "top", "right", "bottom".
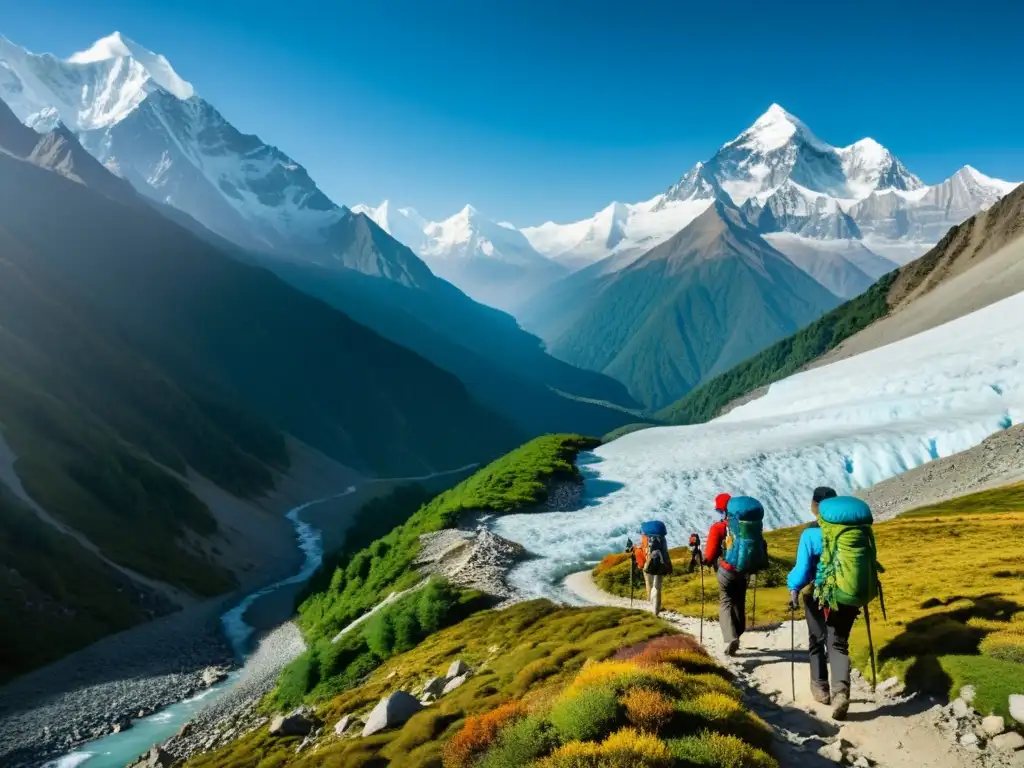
{"left": 493, "top": 290, "right": 1024, "bottom": 599}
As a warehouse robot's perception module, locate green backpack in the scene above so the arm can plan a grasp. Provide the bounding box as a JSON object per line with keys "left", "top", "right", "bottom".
{"left": 814, "top": 496, "right": 885, "bottom": 612}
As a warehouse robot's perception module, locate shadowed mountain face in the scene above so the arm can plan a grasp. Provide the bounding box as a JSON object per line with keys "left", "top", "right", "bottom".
{"left": 547, "top": 200, "right": 841, "bottom": 408}
{"left": 253, "top": 210, "right": 642, "bottom": 435}
{"left": 0, "top": 112, "right": 524, "bottom": 677}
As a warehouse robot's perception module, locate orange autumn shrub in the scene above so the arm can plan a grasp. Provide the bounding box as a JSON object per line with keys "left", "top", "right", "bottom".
{"left": 594, "top": 552, "right": 631, "bottom": 574}
{"left": 622, "top": 687, "right": 674, "bottom": 733}
{"left": 442, "top": 700, "right": 527, "bottom": 768}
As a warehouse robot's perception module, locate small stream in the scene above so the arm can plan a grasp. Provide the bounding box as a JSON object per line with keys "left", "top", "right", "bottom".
{"left": 46, "top": 489, "right": 353, "bottom": 768}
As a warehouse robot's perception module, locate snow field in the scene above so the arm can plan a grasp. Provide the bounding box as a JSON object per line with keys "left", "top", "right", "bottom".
{"left": 493, "top": 289, "right": 1024, "bottom": 600}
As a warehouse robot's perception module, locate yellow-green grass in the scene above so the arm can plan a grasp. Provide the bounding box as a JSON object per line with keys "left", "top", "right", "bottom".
{"left": 594, "top": 484, "right": 1024, "bottom": 722}
{"left": 187, "top": 601, "right": 673, "bottom": 768}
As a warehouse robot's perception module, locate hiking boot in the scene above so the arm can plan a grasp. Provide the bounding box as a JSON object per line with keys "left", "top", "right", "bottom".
{"left": 725, "top": 639, "right": 740, "bottom": 656}
{"left": 831, "top": 691, "right": 850, "bottom": 720}
{"left": 811, "top": 682, "right": 831, "bottom": 705}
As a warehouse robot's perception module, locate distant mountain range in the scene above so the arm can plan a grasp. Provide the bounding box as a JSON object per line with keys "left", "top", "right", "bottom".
{"left": 0, "top": 32, "right": 638, "bottom": 438}
{"left": 357, "top": 105, "right": 1018, "bottom": 329}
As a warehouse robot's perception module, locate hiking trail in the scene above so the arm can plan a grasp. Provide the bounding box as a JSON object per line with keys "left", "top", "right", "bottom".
{"left": 565, "top": 571, "right": 1016, "bottom": 768}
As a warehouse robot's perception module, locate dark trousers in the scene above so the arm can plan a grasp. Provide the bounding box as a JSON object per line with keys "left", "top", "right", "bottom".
{"left": 687, "top": 550, "right": 702, "bottom": 573}
{"left": 803, "top": 591, "right": 859, "bottom": 695}
{"left": 717, "top": 566, "right": 748, "bottom": 644}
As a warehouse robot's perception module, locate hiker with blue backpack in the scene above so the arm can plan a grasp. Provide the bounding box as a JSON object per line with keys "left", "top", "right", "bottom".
{"left": 788, "top": 487, "right": 885, "bottom": 721}
{"left": 636, "top": 520, "right": 672, "bottom": 616}
{"left": 704, "top": 493, "right": 769, "bottom": 656}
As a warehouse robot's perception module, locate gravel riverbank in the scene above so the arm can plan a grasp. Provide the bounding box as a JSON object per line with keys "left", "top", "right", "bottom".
{"left": 0, "top": 598, "right": 234, "bottom": 768}
{"left": 160, "top": 622, "right": 306, "bottom": 762}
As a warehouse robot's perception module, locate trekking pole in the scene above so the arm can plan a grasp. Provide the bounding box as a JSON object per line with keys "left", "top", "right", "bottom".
{"left": 629, "top": 554, "right": 635, "bottom": 609}
{"left": 699, "top": 560, "right": 705, "bottom": 645}
{"left": 751, "top": 574, "right": 757, "bottom": 629}
{"left": 790, "top": 603, "right": 796, "bottom": 702}
{"left": 864, "top": 603, "right": 877, "bottom": 693}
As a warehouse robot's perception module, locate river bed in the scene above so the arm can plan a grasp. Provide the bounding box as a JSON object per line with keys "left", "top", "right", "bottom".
{"left": 45, "top": 490, "right": 350, "bottom": 768}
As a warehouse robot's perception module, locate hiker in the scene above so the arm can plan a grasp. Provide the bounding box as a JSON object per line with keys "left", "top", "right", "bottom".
{"left": 687, "top": 532, "right": 702, "bottom": 573}
{"left": 788, "top": 487, "right": 881, "bottom": 721}
{"left": 637, "top": 520, "right": 672, "bottom": 616}
{"left": 704, "top": 494, "right": 768, "bottom": 655}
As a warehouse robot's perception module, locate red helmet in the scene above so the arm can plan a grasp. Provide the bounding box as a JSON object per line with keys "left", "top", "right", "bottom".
{"left": 715, "top": 493, "right": 731, "bottom": 512}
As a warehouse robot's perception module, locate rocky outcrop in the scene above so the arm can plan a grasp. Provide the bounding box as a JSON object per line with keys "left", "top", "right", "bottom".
{"left": 415, "top": 528, "right": 526, "bottom": 599}
{"left": 361, "top": 692, "right": 423, "bottom": 738}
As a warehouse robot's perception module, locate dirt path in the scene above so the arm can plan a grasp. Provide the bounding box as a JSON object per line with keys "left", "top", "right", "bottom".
{"left": 564, "top": 571, "right": 994, "bottom": 768}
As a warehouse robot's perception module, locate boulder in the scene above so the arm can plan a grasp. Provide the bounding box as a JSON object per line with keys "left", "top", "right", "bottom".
{"left": 362, "top": 692, "right": 423, "bottom": 737}
{"left": 817, "top": 739, "right": 846, "bottom": 763}
{"left": 111, "top": 718, "right": 132, "bottom": 734}
{"left": 129, "top": 746, "right": 174, "bottom": 768}
{"left": 421, "top": 677, "right": 446, "bottom": 697}
{"left": 442, "top": 674, "right": 469, "bottom": 695}
{"left": 1011, "top": 694, "right": 1024, "bottom": 726}
{"left": 853, "top": 757, "right": 871, "bottom": 768}
{"left": 270, "top": 709, "right": 320, "bottom": 737}
{"left": 992, "top": 731, "right": 1024, "bottom": 752}
{"left": 982, "top": 715, "right": 1006, "bottom": 737}
{"left": 952, "top": 698, "right": 971, "bottom": 719}
{"left": 334, "top": 715, "right": 355, "bottom": 737}
{"left": 959, "top": 685, "right": 977, "bottom": 704}
{"left": 202, "top": 666, "right": 229, "bottom": 686}
{"left": 447, "top": 659, "right": 471, "bottom": 678}
{"left": 959, "top": 732, "right": 978, "bottom": 747}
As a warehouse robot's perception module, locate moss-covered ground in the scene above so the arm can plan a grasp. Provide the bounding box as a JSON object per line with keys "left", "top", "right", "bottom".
{"left": 189, "top": 601, "right": 777, "bottom": 768}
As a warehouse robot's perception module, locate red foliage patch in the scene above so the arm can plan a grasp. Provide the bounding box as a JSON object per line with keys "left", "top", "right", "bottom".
{"left": 612, "top": 634, "right": 706, "bottom": 662}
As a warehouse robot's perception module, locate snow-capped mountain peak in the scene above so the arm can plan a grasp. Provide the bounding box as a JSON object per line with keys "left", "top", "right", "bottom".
{"left": 726, "top": 103, "right": 831, "bottom": 155}
{"left": 957, "top": 164, "right": 1020, "bottom": 196}
{"left": 67, "top": 31, "right": 194, "bottom": 100}
{"left": 838, "top": 137, "right": 923, "bottom": 198}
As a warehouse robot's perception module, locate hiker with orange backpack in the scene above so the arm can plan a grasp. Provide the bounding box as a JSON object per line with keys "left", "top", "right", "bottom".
{"left": 788, "top": 487, "right": 884, "bottom": 721}
{"left": 635, "top": 521, "right": 672, "bottom": 616}
{"left": 704, "top": 493, "right": 769, "bottom": 655}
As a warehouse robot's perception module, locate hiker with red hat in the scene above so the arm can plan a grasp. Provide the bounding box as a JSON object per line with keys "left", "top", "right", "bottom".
{"left": 703, "top": 492, "right": 748, "bottom": 655}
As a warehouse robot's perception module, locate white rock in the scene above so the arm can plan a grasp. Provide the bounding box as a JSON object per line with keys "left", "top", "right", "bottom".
{"left": 334, "top": 715, "right": 354, "bottom": 737}
{"left": 960, "top": 685, "right": 977, "bottom": 704}
{"left": 952, "top": 698, "right": 971, "bottom": 718}
{"left": 1011, "top": 694, "right": 1024, "bottom": 725}
{"left": 992, "top": 731, "right": 1024, "bottom": 752}
{"left": 982, "top": 715, "right": 1006, "bottom": 737}
{"left": 817, "top": 741, "right": 844, "bottom": 763}
{"left": 877, "top": 677, "right": 901, "bottom": 694}
{"left": 442, "top": 674, "right": 469, "bottom": 695}
{"left": 421, "top": 677, "right": 446, "bottom": 697}
{"left": 853, "top": 757, "right": 871, "bottom": 768}
{"left": 361, "top": 692, "right": 423, "bottom": 737}
{"left": 447, "top": 659, "right": 471, "bottom": 678}
{"left": 960, "top": 732, "right": 978, "bottom": 747}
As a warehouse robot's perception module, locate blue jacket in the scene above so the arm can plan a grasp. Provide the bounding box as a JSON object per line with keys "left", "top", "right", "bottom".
{"left": 787, "top": 524, "right": 822, "bottom": 592}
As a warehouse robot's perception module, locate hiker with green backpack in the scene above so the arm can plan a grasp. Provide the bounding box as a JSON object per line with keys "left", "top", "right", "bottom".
{"left": 788, "top": 487, "right": 884, "bottom": 721}
{"left": 704, "top": 493, "right": 769, "bottom": 656}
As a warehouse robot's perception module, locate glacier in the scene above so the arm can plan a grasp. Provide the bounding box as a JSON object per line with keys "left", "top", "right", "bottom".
{"left": 492, "top": 290, "right": 1024, "bottom": 600}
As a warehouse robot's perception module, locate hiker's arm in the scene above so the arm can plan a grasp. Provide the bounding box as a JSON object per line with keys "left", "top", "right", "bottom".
{"left": 786, "top": 530, "right": 816, "bottom": 592}
{"left": 703, "top": 522, "right": 724, "bottom": 564}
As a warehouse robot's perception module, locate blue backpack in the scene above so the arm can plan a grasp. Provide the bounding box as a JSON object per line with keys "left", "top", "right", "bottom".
{"left": 640, "top": 520, "right": 672, "bottom": 576}
{"left": 723, "top": 496, "right": 769, "bottom": 573}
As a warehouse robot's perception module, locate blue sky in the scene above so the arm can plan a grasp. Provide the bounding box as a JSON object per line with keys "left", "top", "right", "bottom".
{"left": 3, "top": 0, "right": 1023, "bottom": 224}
